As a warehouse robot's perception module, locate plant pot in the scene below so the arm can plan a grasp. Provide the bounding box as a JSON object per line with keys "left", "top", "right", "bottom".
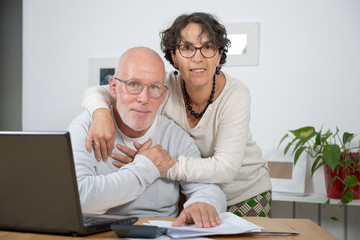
{"left": 324, "top": 153, "right": 360, "bottom": 199}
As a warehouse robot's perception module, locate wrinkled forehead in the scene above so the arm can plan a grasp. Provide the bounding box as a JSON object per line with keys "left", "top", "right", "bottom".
{"left": 121, "top": 61, "right": 165, "bottom": 83}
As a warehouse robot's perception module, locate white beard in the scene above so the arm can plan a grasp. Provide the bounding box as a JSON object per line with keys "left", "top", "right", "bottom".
{"left": 116, "top": 99, "right": 154, "bottom": 132}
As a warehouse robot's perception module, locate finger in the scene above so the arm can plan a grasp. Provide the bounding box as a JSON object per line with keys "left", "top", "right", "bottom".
{"left": 208, "top": 206, "right": 221, "bottom": 226}
{"left": 86, "top": 136, "right": 94, "bottom": 153}
{"left": 178, "top": 206, "right": 203, "bottom": 228}
{"left": 214, "top": 212, "right": 221, "bottom": 226}
{"left": 172, "top": 211, "right": 187, "bottom": 227}
{"left": 190, "top": 209, "right": 203, "bottom": 228}
{"left": 116, "top": 144, "right": 137, "bottom": 158}
{"left": 133, "top": 141, "right": 141, "bottom": 150}
{"left": 111, "top": 153, "right": 134, "bottom": 164}
{"left": 200, "top": 210, "right": 212, "bottom": 228}
{"left": 106, "top": 137, "right": 115, "bottom": 158}
{"left": 112, "top": 160, "right": 127, "bottom": 168}
{"left": 168, "top": 157, "right": 178, "bottom": 168}
{"left": 92, "top": 141, "right": 101, "bottom": 162}
{"left": 198, "top": 205, "right": 221, "bottom": 228}
{"left": 137, "top": 139, "right": 152, "bottom": 152}
{"left": 99, "top": 139, "right": 108, "bottom": 161}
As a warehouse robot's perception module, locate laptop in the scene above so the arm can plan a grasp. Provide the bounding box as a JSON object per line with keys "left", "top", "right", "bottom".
{"left": 0, "top": 131, "right": 138, "bottom": 236}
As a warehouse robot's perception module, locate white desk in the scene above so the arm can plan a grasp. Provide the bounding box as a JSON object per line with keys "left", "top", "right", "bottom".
{"left": 272, "top": 192, "right": 360, "bottom": 240}
{"left": 273, "top": 192, "right": 360, "bottom": 206}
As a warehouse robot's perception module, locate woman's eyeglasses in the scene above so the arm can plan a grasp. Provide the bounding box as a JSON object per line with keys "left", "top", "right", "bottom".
{"left": 177, "top": 41, "right": 219, "bottom": 58}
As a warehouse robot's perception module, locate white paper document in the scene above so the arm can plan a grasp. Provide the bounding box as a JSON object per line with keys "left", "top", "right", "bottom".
{"left": 145, "top": 212, "right": 262, "bottom": 239}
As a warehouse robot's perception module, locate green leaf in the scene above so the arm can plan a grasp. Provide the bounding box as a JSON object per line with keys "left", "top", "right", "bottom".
{"left": 312, "top": 161, "right": 326, "bottom": 176}
{"left": 341, "top": 192, "right": 353, "bottom": 204}
{"left": 344, "top": 157, "right": 352, "bottom": 169}
{"left": 311, "top": 156, "right": 324, "bottom": 175}
{"left": 328, "top": 176, "right": 338, "bottom": 193}
{"left": 322, "top": 199, "right": 330, "bottom": 207}
{"left": 323, "top": 145, "right": 341, "bottom": 171}
{"left": 322, "top": 130, "right": 332, "bottom": 143}
{"left": 284, "top": 142, "right": 292, "bottom": 155}
{"left": 343, "top": 132, "right": 354, "bottom": 145}
{"left": 344, "top": 175, "right": 358, "bottom": 188}
{"left": 315, "top": 131, "right": 321, "bottom": 145}
{"left": 284, "top": 138, "right": 297, "bottom": 155}
{"left": 330, "top": 217, "right": 339, "bottom": 221}
{"left": 290, "top": 126, "right": 315, "bottom": 140}
{"left": 302, "top": 131, "right": 317, "bottom": 144}
{"left": 294, "top": 147, "right": 306, "bottom": 165}
{"left": 290, "top": 127, "right": 315, "bottom": 139}
{"left": 292, "top": 139, "right": 303, "bottom": 152}
{"left": 278, "top": 133, "right": 289, "bottom": 148}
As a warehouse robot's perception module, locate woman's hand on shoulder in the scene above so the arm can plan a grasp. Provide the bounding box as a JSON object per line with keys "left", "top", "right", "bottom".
{"left": 86, "top": 108, "right": 116, "bottom": 162}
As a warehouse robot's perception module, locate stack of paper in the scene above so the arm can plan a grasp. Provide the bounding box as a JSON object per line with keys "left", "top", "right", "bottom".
{"left": 145, "top": 212, "right": 262, "bottom": 239}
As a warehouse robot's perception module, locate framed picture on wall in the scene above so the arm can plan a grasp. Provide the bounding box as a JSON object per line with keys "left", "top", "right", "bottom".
{"left": 89, "top": 57, "right": 118, "bottom": 86}
{"left": 224, "top": 22, "right": 260, "bottom": 66}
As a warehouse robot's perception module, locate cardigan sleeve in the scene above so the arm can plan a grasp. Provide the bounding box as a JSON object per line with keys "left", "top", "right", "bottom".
{"left": 165, "top": 82, "right": 255, "bottom": 184}
{"left": 82, "top": 85, "right": 114, "bottom": 115}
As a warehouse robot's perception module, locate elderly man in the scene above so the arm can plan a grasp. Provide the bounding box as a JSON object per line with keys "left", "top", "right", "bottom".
{"left": 68, "top": 47, "right": 226, "bottom": 228}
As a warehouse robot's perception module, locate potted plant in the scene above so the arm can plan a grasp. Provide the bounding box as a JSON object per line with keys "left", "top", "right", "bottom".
{"left": 278, "top": 126, "right": 360, "bottom": 220}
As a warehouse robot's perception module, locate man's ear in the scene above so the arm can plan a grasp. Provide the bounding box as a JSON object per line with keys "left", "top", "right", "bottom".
{"left": 109, "top": 77, "right": 117, "bottom": 98}
{"left": 159, "top": 87, "right": 167, "bottom": 105}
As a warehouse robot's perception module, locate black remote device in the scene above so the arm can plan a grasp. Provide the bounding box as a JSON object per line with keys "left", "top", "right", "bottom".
{"left": 111, "top": 224, "right": 167, "bottom": 238}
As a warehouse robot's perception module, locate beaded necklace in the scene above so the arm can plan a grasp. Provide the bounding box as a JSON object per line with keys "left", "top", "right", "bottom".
{"left": 183, "top": 74, "right": 216, "bottom": 118}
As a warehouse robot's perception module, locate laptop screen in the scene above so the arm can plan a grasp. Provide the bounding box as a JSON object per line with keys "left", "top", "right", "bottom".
{"left": 0, "top": 131, "right": 84, "bottom": 233}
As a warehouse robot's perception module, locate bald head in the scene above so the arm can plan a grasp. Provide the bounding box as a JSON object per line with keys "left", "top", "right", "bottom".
{"left": 116, "top": 47, "right": 165, "bottom": 82}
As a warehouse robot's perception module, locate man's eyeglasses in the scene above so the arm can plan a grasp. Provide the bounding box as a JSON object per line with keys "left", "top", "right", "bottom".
{"left": 177, "top": 41, "right": 219, "bottom": 58}
{"left": 113, "top": 76, "right": 168, "bottom": 99}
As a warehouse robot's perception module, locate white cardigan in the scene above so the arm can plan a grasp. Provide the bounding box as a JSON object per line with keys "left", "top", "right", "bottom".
{"left": 83, "top": 72, "right": 272, "bottom": 205}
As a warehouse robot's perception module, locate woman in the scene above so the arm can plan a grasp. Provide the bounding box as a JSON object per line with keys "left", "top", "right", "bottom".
{"left": 83, "top": 12, "right": 272, "bottom": 217}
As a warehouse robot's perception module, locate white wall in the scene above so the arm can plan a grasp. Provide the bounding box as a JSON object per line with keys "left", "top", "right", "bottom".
{"left": 23, "top": 0, "right": 360, "bottom": 151}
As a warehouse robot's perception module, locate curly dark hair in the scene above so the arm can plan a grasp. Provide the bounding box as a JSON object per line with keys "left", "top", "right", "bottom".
{"left": 160, "top": 12, "right": 231, "bottom": 70}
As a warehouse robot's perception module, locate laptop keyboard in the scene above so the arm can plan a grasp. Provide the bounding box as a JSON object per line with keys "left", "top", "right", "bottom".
{"left": 83, "top": 216, "right": 118, "bottom": 225}
{"left": 83, "top": 216, "right": 138, "bottom": 226}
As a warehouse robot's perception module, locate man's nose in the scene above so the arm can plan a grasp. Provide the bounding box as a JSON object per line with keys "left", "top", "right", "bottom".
{"left": 136, "top": 86, "right": 150, "bottom": 104}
